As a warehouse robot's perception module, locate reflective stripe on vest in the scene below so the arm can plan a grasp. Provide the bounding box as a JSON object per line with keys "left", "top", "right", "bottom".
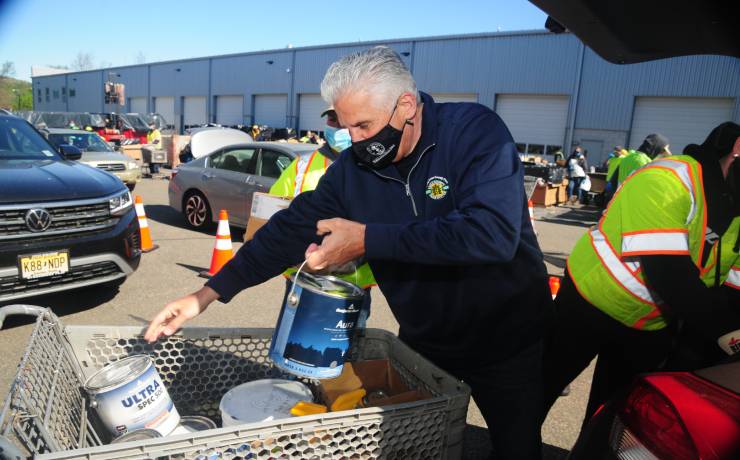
{"left": 725, "top": 266, "right": 740, "bottom": 290}
{"left": 644, "top": 159, "right": 698, "bottom": 224}
{"left": 589, "top": 227, "right": 659, "bottom": 307}
{"left": 622, "top": 229, "right": 690, "bottom": 256}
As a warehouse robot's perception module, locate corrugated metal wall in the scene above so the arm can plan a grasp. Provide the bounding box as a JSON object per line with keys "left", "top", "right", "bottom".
{"left": 32, "top": 31, "right": 740, "bottom": 137}
{"left": 575, "top": 50, "right": 740, "bottom": 130}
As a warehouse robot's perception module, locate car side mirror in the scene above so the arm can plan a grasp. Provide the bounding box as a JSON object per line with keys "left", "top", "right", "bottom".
{"left": 58, "top": 144, "right": 83, "bottom": 160}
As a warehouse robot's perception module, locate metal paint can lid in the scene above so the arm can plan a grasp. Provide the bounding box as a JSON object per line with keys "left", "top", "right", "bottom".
{"left": 111, "top": 428, "right": 162, "bottom": 443}
{"left": 170, "top": 416, "right": 217, "bottom": 435}
{"left": 84, "top": 355, "right": 151, "bottom": 393}
{"left": 220, "top": 379, "right": 313, "bottom": 426}
{"left": 291, "top": 272, "right": 364, "bottom": 300}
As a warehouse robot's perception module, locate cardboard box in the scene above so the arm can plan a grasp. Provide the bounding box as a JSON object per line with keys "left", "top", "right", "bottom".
{"left": 556, "top": 181, "right": 569, "bottom": 204}
{"left": 532, "top": 182, "right": 559, "bottom": 207}
{"left": 120, "top": 145, "right": 143, "bottom": 162}
{"left": 318, "top": 360, "right": 431, "bottom": 410}
{"left": 244, "top": 192, "right": 292, "bottom": 240}
{"left": 164, "top": 134, "right": 191, "bottom": 169}
{"left": 588, "top": 173, "right": 607, "bottom": 194}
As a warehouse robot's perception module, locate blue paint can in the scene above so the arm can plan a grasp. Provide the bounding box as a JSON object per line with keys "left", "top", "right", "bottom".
{"left": 269, "top": 271, "right": 365, "bottom": 379}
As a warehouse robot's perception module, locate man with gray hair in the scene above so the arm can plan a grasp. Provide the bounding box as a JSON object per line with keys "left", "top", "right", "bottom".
{"left": 147, "top": 46, "right": 551, "bottom": 459}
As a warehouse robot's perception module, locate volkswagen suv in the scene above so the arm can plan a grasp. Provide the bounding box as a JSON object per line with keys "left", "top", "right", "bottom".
{"left": 0, "top": 113, "right": 140, "bottom": 303}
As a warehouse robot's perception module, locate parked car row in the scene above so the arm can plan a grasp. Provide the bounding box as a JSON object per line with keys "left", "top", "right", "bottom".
{"left": 0, "top": 112, "right": 141, "bottom": 304}
{"left": 17, "top": 110, "right": 172, "bottom": 146}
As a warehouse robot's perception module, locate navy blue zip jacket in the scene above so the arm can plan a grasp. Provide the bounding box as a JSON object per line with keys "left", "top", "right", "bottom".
{"left": 207, "top": 92, "right": 550, "bottom": 365}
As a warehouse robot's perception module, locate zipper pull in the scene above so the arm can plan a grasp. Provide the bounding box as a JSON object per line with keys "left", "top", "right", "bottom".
{"left": 405, "top": 183, "right": 411, "bottom": 197}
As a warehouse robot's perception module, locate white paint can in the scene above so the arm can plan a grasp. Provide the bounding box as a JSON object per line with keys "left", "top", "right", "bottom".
{"left": 84, "top": 355, "right": 180, "bottom": 437}
{"left": 219, "top": 379, "right": 312, "bottom": 427}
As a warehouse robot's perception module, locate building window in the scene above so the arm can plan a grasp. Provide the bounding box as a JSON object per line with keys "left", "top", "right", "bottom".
{"left": 61, "top": 87, "right": 66, "bottom": 95}
{"left": 37, "top": 89, "right": 41, "bottom": 103}
{"left": 45, "top": 88, "right": 50, "bottom": 102}
{"left": 70, "top": 89, "right": 76, "bottom": 97}
{"left": 53, "top": 90, "right": 59, "bottom": 99}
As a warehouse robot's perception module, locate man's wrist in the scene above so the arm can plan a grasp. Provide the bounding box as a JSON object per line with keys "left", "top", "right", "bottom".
{"left": 195, "top": 286, "right": 220, "bottom": 312}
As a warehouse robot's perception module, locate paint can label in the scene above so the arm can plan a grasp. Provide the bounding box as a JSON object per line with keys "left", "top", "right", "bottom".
{"left": 270, "top": 285, "right": 362, "bottom": 379}
{"left": 91, "top": 363, "right": 180, "bottom": 436}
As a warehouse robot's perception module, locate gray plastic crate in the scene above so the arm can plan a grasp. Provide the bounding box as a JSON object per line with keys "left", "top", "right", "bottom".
{"left": 0, "top": 307, "right": 470, "bottom": 459}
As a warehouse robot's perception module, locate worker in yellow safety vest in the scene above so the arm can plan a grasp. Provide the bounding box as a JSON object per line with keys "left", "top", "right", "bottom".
{"left": 270, "top": 107, "right": 376, "bottom": 326}
{"left": 616, "top": 133, "right": 671, "bottom": 185}
{"left": 541, "top": 122, "right": 740, "bottom": 425}
{"left": 146, "top": 122, "right": 163, "bottom": 173}
{"left": 603, "top": 147, "right": 629, "bottom": 202}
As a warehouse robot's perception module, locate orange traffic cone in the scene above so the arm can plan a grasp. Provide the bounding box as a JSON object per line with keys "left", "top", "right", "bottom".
{"left": 135, "top": 196, "right": 158, "bottom": 253}
{"left": 528, "top": 199, "right": 538, "bottom": 235}
{"left": 549, "top": 276, "right": 561, "bottom": 300}
{"left": 200, "top": 210, "right": 234, "bottom": 278}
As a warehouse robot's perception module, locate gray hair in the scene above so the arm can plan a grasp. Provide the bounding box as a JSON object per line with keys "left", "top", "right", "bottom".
{"left": 320, "top": 46, "right": 419, "bottom": 111}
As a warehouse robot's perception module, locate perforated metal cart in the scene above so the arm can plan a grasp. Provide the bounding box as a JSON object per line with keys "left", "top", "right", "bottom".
{"left": 0, "top": 305, "right": 470, "bottom": 460}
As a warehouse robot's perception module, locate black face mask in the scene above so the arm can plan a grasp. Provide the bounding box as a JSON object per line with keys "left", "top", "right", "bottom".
{"left": 352, "top": 103, "right": 412, "bottom": 170}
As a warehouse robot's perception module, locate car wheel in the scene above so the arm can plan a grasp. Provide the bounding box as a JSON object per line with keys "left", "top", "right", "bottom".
{"left": 183, "top": 191, "right": 213, "bottom": 229}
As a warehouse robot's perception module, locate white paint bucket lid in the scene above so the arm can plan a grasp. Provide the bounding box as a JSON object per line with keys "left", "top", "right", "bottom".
{"left": 219, "top": 379, "right": 312, "bottom": 426}
{"left": 84, "top": 355, "right": 151, "bottom": 393}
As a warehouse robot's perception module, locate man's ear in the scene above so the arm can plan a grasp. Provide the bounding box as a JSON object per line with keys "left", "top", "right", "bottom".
{"left": 398, "top": 92, "right": 418, "bottom": 120}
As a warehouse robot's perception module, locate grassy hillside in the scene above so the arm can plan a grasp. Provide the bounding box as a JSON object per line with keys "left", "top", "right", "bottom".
{"left": 0, "top": 77, "right": 33, "bottom": 111}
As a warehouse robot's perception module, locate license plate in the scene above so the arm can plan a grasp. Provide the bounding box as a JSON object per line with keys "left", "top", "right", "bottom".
{"left": 18, "top": 251, "right": 70, "bottom": 280}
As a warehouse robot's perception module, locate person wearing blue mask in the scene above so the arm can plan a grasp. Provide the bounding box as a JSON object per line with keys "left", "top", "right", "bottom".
{"left": 267, "top": 107, "right": 376, "bottom": 327}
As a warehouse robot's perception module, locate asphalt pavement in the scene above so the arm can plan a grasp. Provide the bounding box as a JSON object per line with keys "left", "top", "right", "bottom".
{"left": 0, "top": 177, "right": 600, "bottom": 459}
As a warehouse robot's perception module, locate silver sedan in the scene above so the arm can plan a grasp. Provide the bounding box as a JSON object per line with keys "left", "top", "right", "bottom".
{"left": 168, "top": 142, "right": 317, "bottom": 229}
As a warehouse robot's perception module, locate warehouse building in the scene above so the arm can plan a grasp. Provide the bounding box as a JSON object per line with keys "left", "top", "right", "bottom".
{"left": 31, "top": 30, "right": 740, "bottom": 165}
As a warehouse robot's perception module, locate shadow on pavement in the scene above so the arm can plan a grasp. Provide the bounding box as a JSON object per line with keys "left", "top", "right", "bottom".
{"left": 176, "top": 262, "right": 209, "bottom": 275}
{"left": 145, "top": 204, "right": 191, "bottom": 228}
{"left": 145, "top": 204, "right": 245, "bottom": 243}
{"left": 463, "top": 425, "right": 569, "bottom": 459}
{"left": 543, "top": 252, "right": 568, "bottom": 270}
{"left": 0, "top": 280, "right": 122, "bottom": 329}
{"left": 540, "top": 207, "right": 600, "bottom": 228}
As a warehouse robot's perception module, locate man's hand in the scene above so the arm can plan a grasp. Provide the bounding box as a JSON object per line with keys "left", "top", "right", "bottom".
{"left": 305, "top": 218, "right": 366, "bottom": 271}
{"left": 144, "top": 286, "right": 220, "bottom": 343}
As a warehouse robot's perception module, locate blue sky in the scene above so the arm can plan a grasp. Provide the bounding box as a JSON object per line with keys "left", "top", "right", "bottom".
{"left": 0, "top": 0, "right": 547, "bottom": 82}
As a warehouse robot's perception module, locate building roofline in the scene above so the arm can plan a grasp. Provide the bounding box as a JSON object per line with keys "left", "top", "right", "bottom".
{"left": 31, "top": 29, "right": 555, "bottom": 79}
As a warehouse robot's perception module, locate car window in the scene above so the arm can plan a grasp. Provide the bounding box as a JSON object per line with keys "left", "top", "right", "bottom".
{"left": 48, "top": 133, "right": 113, "bottom": 152}
{"left": 258, "top": 149, "right": 293, "bottom": 179}
{"left": 209, "top": 148, "right": 257, "bottom": 174}
{"left": 0, "top": 117, "right": 59, "bottom": 160}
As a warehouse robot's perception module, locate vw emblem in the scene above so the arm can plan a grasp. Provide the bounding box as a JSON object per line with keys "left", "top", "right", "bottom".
{"left": 366, "top": 142, "right": 387, "bottom": 157}
{"left": 25, "top": 208, "right": 52, "bottom": 232}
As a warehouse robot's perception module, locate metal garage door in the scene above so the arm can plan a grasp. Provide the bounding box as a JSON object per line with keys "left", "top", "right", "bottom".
{"left": 216, "top": 95, "right": 243, "bottom": 126}
{"left": 154, "top": 96, "right": 175, "bottom": 126}
{"left": 430, "top": 93, "right": 478, "bottom": 103}
{"left": 495, "top": 94, "right": 569, "bottom": 156}
{"left": 629, "top": 97, "right": 734, "bottom": 155}
{"left": 299, "top": 94, "right": 326, "bottom": 133}
{"left": 129, "top": 97, "right": 147, "bottom": 114}
{"left": 254, "top": 94, "right": 287, "bottom": 128}
{"left": 183, "top": 96, "right": 207, "bottom": 127}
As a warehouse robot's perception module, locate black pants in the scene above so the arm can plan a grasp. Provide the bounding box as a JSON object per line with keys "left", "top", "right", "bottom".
{"left": 419, "top": 340, "right": 544, "bottom": 460}
{"left": 541, "top": 272, "right": 674, "bottom": 424}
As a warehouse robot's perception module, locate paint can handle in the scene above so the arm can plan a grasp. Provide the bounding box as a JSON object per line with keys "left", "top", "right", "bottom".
{"left": 287, "top": 259, "right": 310, "bottom": 307}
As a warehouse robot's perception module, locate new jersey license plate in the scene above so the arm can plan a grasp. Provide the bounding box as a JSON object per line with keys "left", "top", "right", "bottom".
{"left": 18, "top": 251, "right": 70, "bottom": 280}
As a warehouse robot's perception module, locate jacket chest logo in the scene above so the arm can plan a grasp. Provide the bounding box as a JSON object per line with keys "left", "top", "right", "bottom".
{"left": 425, "top": 176, "right": 449, "bottom": 200}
